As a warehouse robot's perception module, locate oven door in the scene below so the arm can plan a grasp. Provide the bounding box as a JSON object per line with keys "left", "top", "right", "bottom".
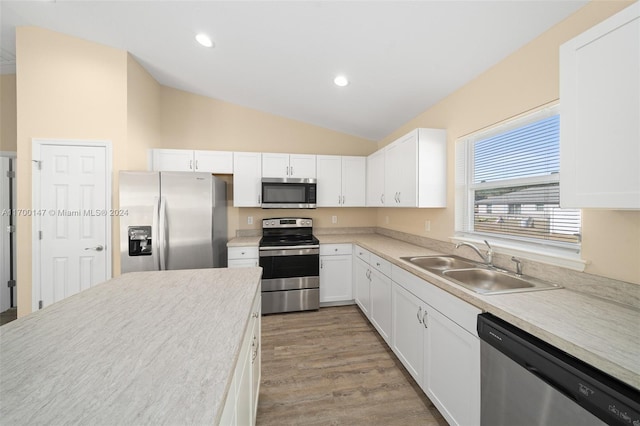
{"left": 259, "top": 247, "right": 319, "bottom": 291}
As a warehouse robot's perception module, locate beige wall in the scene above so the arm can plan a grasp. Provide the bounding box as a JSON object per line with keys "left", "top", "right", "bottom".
{"left": 159, "top": 86, "right": 375, "bottom": 155}
{"left": 0, "top": 74, "right": 17, "bottom": 152}
{"left": 16, "top": 27, "right": 128, "bottom": 317}
{"left": 159, "top": 86, "right": 378, "bottom": 237}
{"left": 375, "top": 0, "right": 639, "bottom": 285}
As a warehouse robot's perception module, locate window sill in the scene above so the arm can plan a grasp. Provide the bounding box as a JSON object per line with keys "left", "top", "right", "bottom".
{"left": 450, "top": 234, "right": 586, "bottom": 272}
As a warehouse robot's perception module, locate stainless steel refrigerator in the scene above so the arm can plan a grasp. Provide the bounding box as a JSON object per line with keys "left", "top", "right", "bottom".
{"left": 119, "top": 171, "right": 227, "bottom": 273}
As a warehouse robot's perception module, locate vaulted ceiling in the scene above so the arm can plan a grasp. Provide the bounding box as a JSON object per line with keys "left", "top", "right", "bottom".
{"left": 0, "top": 1, "right": 587, "bottom": 141}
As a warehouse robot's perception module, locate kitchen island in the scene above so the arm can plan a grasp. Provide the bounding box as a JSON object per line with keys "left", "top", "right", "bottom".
{"left": 0, "top": 268, "right": 262, "bottom": 425}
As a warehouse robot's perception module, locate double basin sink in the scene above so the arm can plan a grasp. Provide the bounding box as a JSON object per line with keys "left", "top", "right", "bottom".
{"left": 400, "top": 255, "right": 562, "bottom": 295}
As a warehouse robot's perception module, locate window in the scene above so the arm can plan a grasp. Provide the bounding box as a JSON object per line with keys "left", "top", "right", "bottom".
{"left": 456, "top": 106, "right": 581, "bottom": 252}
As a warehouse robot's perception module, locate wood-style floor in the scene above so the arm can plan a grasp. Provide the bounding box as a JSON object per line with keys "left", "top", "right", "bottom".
{"left": 257, "top": 305, "right": 448, "bottom": 426}
{"left": 0, "top": 307, "right": 17, "bottom": 326}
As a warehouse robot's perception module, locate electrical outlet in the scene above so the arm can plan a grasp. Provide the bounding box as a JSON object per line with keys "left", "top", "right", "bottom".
{"left": 247, "top": 216, "right": 253, "bottom": 225}
{"left": 385, "top": 216, "right": 389, "bottom": 225}
{"left": 331, "top": 215, "right": 337, "bottom": 224}
{"left": 425, "top": 220, "right": 431, "bottom": 232}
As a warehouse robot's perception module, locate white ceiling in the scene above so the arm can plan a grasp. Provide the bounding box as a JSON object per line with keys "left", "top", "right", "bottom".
{"left": 0, "top": 0, "right": 587, "bottom": 141}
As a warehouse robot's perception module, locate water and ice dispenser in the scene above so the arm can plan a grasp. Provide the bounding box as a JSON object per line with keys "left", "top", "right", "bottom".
{"left": 128, "top": 226, "right": 152, "bottom": 256}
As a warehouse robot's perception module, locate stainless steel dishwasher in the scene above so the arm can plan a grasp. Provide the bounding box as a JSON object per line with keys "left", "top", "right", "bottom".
{"left": 477, "top": 313, "right": 639, "bottom": 426}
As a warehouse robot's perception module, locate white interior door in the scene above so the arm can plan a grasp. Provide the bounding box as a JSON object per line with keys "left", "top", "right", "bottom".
{"left": 33, "top": 141, "right": 111, "bottom": 310}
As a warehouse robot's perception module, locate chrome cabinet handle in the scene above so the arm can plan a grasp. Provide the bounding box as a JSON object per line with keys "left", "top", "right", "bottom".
{"left": 338, "top": 195, "right": 342, "bottom": 205}
{"left": 417, "top": 306, "right": 422, "bottom": 323}
{"left": 189, "top": 160, "right": 193, "bottom": 170}
{"left": 423, "top": 311, "right": 428, "bottom": 328}
{"left": 381, "top": 194, "right": 384, "bottom": 204}
{"left": 84, "top": 245, "right": 104, "bottom": 252}
{"left": 195, "top": 160, "right": 199, "bottom": 170}
{"left": 290, "top": 166, "right": 294, "bottom": 175}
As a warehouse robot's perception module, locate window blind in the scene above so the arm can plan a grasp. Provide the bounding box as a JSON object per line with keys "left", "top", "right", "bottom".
{"left": 456, "top": 108, "right": 581, "bottom": 248}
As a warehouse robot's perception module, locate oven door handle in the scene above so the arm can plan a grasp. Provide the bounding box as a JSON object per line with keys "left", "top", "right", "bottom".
{"left": 259, "top": 247, "right": 320, "bottom": 257}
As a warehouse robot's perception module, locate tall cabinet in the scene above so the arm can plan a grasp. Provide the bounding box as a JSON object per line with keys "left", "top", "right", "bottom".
{"left": 560, "top": 2, "right": 639, "bottom": 209}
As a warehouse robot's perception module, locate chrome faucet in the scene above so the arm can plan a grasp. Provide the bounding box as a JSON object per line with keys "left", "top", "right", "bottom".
{"left": 455, "top": 240, "right": 493, "bottom": 266}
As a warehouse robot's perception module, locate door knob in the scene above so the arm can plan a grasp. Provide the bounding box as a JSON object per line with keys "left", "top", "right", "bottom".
{"left": 85, "top": 245, "right": 104, "bottom": 252}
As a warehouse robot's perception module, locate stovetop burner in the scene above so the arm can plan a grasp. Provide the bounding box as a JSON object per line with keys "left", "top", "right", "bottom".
{"left": 259, "top": 217, "right": 318, "bottom": 249}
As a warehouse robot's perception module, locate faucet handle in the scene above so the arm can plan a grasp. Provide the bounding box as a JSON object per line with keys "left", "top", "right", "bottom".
{"left": 483, "top": 240, "right": 493, "bottom": 251}
{"left": 511, "top": 256, "right": 523, "bottom": 276}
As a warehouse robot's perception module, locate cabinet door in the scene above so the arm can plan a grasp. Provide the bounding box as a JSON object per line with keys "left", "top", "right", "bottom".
{"left": 366, "top": 150, "right": 385, "bottom": 206}
{"left": 369, "top": 268, "right": 392, "bottom": 344}
{"left": 151, "top": 149, "right": 194, "bottom": 172}
{"left": 424, "top": 307, "right": 480, "bottom": 426}
{"left": 353, "top": 258, "right": 370, "bottom": 318}
{"left": 392, "top": 132, "right": 418, "bottom": 207}
{"left": 320, "top": 254, "right": 353, "bottom": 303}
{"left": 391, "top": 282, "right": 424, "bottom": 385}
{"left": 560, "top": 3, "right": 640, "bottom": 209}
{"left": 341, "top": 156, "right": 366, "bottom": 207}
{"left": 194, "top": 150, "right": 233, "bottom": 174}
{"left": 233, "top": 152, "right": 262, "bottom": 207}
{"left": 289, "top": 154, "right": 316, "bottom": 178}
{"left": 262, "top": 153, "right": 289, "bottom": 178}
{"left": 316, "top": 155, "right": 342, "bottom": 207}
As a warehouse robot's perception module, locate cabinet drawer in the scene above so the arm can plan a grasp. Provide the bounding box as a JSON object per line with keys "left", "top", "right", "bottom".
{"left": 320, "top": 243, "right": 352, "bottom": 256}
{"left": 354, "top": 245, "right": 370, "bottom": 263}
{"left": 370, "top": 253, "right": 391, "bottom": 277}
{"left": 228, "top": 247, "right": 258, "bottom": 260}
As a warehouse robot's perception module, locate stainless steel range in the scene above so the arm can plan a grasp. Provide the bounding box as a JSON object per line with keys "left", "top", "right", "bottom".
{"left": 259, "top": 218, "right": 320, "bottom": 314}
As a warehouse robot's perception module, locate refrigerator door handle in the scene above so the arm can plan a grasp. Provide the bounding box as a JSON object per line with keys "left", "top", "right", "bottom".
{"left": 152, "top": 196, "right": 161, "bottom": 270}
{"left": 158, "top": 196, "right": 168, "bottom": 270}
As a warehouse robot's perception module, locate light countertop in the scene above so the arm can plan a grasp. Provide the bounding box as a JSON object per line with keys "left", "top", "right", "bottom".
{"left": 229, "top": 233, "right": 640, "bottom": 389}
{"left": 0, "top": 267, "right": 262, "bottom": 425}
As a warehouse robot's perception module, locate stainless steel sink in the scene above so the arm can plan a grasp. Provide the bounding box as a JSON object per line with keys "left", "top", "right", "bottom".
{"left": 400, "top": 255, "right": 480, "bottom": 271}
{"left": 400, "top": 255, "right": 562, "bottom": 295}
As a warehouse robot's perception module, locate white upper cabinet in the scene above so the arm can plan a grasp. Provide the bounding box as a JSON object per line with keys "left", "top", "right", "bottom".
{"left": 151, "top": 149, "right": 233, "bottom": 173}
{"left": 383, "top": 128, "right": 447, "bottom": 208}
{"left": 560, "top": 2, "right": 640, "bottom": 209}
{"left": 316, "top": 155, "right": 366, "bottom": 207}
{"left": 262, "top": 153, "right": 316, "bottom": 178}
{"left": 366, "top": 149, "right": 385, "bottom": 207}
{"left": 233, "top": 152, "right": 262, "bottom": 207}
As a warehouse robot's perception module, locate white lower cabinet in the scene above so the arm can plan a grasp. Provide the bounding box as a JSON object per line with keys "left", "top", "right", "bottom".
{"left": 424, "top": 307, "right": 480, "bottom": 426}
{"left": 369, "top": 267, "right": 392, "bottom": 345}
{"left": 219, "top": 291, "right": 261, "bottom": 426}
{"left": 227, "top": 247, "right": 259, "bottom": 268}
{"left": 353, "top": 256, "right": 371, "bottom": 318}
{"left": 391, "top": 283, "right": 424, "bottom": 385}
{"left": 320, "top": 244, "right": 353, "bottom": 304}
{"left": 390, "top": 264, "right": 480, "bottom": 426}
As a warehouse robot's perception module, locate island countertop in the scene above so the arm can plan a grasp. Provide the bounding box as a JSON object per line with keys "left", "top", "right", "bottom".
{"left": 0, "top": 267, "right": 262, "bottom": 425}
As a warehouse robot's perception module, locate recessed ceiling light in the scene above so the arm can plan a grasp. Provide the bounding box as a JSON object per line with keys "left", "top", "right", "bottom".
{"left": 195, "top": 33, "right": 214, "bottom": 48}
{"left": 334, "top": 75, "right": 349, "bottom": 87}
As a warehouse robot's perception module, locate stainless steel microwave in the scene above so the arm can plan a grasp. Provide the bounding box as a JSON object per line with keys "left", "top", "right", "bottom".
{"left": 261, "top": 178, "right": 317, "bottom": 209}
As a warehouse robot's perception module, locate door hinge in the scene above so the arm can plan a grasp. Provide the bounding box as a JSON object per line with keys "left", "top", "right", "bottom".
{"left": 5, "top": 170, "right": 15, "bottom": 179}
{"left": 38, "top": 230, "right": 43, "bottom": 240}
{"left": 32, "top": 160, "right": 42, "bottom": 170}
{"left": 38, "top": 300, "right": 43, "bottom": 310}
{"left": 6, "top": 225, "right": 15, "bottom": 233}
{"left": 7, "top": 280, "right": 16, "bottom": 288}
